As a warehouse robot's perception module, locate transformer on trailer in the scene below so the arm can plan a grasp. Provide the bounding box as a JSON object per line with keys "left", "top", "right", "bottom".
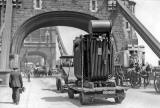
{"left": 67, "top": 20, "right": 127, "bottom": 105}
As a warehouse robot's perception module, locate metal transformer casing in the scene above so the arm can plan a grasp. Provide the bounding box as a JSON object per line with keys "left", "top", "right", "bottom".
{"left": 74, "top": 20, "right": 113, "bottom": 81}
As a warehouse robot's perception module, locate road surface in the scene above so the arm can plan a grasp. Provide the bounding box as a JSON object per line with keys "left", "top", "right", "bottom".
{"left": 0, "top": 77, "right": 160, "bottom": 108}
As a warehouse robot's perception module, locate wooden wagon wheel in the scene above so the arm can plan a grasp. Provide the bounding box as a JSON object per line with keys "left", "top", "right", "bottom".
{"left": 154, "top": 74, "right": 160, "bottom": 93}
{"left": 56, "top": 78, "right": 59, "bottom": 90}
{"left": 115, "top": 90, "right": 126, "bottom": 103}
{"left": 59, "top": 79, "right": 64, "bottom": 93}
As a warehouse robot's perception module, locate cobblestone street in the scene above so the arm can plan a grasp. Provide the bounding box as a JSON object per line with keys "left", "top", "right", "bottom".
{"left": 0, "top": 77, "right": 159, "bottom": 108}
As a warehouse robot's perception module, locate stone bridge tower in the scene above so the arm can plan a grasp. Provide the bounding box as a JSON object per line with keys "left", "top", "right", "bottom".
{"left": 0, "top": 0, "right": 138, "bottom": 85}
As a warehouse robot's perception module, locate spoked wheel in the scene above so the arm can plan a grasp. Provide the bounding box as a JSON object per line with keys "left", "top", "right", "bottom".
{"left": 142, "top": 74, "right": 150, "bottom": 88}
{"left": 79, "top": 92, "right": 91, "bottom": 105}
{"left": 58, "top": 80, "right": 64, "bottom": 93}
{"left": 115, "top": 91, "right": 126, "bottom": 104}
{"left": 154, "top": 75, "right": 160, "bottom": 93}
{"left": 56, "top": 79, "right": 60, "bottom": 90}
{"left": 79, "top": 92, "right": 86, "bottom": 105}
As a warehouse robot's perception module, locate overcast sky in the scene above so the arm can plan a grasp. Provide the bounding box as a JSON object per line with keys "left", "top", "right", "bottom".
{"left": 57, "top": 0, "right": 160, "bottom": 66}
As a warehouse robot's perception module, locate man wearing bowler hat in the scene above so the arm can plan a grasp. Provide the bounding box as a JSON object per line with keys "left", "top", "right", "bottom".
{"left": 9, "top": 67, "right": 23, "bottom": 105}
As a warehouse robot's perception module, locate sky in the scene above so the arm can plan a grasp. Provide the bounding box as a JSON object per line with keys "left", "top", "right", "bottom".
{"left": 133, "top": 0, "right": 160, "bottom": 66}
{"left": 57, "top": 0, "right": 160, "bottom": 66}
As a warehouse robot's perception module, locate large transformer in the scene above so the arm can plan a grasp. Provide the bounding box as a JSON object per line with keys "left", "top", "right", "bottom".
{"left": 74, "top": 20, "right": 114, "bottom": 82}
{"left": 68, "top": 20, "right": 126, "bottom": 105}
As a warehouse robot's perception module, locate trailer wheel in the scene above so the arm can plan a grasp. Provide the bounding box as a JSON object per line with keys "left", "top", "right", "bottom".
{"left": 79, "top": 93, "right": 87, "bottom": 105}
{"left": 59, "top": 80, "right": 64, "bottom": 93}
{"left": 115, "top": 92, "right": 126, "bottom": 103}
{"left": 68, "top": 88, "right": 74, "bottom": 99}
{"left": 56, "top": 79, "right": 59, "bottom": 90}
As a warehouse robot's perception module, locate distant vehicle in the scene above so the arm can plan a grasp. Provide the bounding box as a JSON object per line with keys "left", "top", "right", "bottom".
{"left": 48, "top": 68, "right": 58, "bottom": 76}
{"left": 56, "top": 55, "right": 76, "bottom": 93}
{"left": 33, "top": 66, "right": 47, "bottom": 77}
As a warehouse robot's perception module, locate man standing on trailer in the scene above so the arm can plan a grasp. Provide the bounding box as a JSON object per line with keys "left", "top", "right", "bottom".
{"left": 9, "top": 67, "right": 23, "bottom": 105}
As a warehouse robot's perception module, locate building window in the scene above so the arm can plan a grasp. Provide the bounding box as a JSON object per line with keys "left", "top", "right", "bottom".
{"left": 33, "top": 0, "right": 42, "bottom": 10}
{"left": 127, "top": 31, "right": 131, "bottom": 39}
{"left": 126, "top": 21, "right": 129, "bottom": 29}
{"left": 107, "top": 0, "right": 116, "bottom": 10}
{"left": 90, "top": 0, "right": 98, "bottom": 12}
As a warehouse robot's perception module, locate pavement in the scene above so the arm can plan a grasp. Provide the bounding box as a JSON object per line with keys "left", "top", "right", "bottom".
{"left": 0, "top": 77, "right": 160, "bottom": 108}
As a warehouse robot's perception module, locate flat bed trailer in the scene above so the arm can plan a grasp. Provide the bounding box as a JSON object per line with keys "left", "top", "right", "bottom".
{"left": 68, "top": 83, "right": 128, "bottom": 105}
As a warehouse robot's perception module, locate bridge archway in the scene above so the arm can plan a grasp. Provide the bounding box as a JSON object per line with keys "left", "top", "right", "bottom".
{"left": 11, "top": 11, "right": 99, "bottom": 54}
{"left": 11, "top": 11, "right": 119, "bottom": 55}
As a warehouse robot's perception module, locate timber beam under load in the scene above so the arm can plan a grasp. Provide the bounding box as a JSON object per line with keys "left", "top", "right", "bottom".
{"left": 116, "top": 0, "right": 160, "bottom": 58}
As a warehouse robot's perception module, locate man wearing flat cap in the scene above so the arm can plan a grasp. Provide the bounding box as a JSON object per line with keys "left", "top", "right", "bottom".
{"left": 9, "top": 67, "right": 23, "bottom": 105}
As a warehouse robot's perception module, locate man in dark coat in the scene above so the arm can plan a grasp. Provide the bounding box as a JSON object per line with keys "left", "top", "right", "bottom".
{"left": 9, "top": 68, "right": 23, "bottom": 105}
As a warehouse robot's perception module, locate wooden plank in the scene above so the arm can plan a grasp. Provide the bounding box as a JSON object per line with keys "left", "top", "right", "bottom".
{"left": 104, "top": 40, "right": 108, "bottom": 77}
{"left": 93, "top": 40, "right": 97, "bottom": 80}
{"left": 97, "top": 41, "right": 100, "bottom": 79}
{"left": 101, "top": 39, "right": 105, "bottom": 79}
{"left": 98, "top": 41, "right": 102, "bottom": 79}
{"left": 91, "top": 39, "right": 95, "bottom": 79}
{"left": 87, "top": 37, "right": 91, "bottom": 80}
{"left": 71, "top": 86, "right": 128, "bottom": 92}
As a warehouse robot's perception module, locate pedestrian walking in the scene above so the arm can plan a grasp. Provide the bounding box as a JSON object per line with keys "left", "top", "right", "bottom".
{"left": 27, "top": 69, "right": 31, "bottom": 82}
{"left": 25, "top": 65, "right": 31, "bottom": 82}
{"left": 9, "top": 68, "right": 23, "bottom": 105}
